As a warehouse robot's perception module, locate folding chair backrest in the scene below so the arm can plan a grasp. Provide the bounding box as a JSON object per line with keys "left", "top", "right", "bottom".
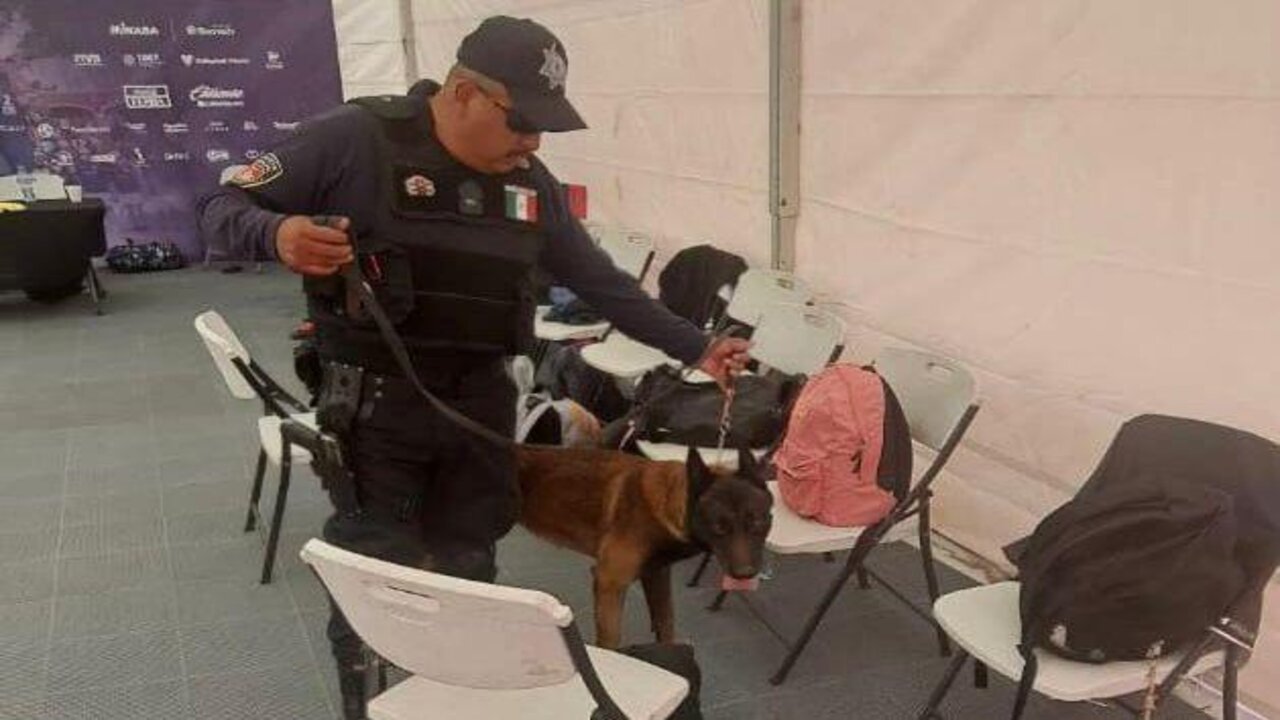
{"left": 873, "top": 347, "right": 976, "bottom": 452}
{"left": 598, "top": 230, "right": 655, "bottom": 281}
{"left": 582, "top": 220, "right": 605, "bottom": 246}
{"left": 193, "top": 309, "right": 256, "bottom": 400}
{"left": 724, "top": 269, "right": 813, "bottom": 328}
{"left": 301, "top": 539, "right": 580, "bottom": 690}
{"left": 750, "top": 303, "right": 846, "bottom": 376}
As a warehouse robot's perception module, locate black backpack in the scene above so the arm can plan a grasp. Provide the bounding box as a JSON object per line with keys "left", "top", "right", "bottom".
{"left": 1003, "top": 413, "right": 1280, "bottom": 719}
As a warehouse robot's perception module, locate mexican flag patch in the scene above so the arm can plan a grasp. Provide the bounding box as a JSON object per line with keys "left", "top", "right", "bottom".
{"left": 504, "top": 185, "right": 538, "bottom": 223}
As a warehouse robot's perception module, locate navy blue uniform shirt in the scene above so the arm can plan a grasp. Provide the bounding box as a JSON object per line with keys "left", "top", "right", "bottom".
{"left": 196, "top": 91, "right": 709, "bottom": 365}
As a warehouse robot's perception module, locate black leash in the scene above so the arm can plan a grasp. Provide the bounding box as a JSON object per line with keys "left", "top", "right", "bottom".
{"left": 312, "top": 216, "right": 734, "bottom": 449}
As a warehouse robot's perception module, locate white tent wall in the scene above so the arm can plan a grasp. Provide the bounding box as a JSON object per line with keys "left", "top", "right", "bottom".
{"left": 797, "top": 0, "right": 1280, "bottom": 714}
{"left": 340, "top": 0, "right": 1280, "bottom": 714}
{"left": 331, "top": 0, "right": 414, "bottom": 98}
{"left": 408, "top": 0, "right": 774, "bottom": 275}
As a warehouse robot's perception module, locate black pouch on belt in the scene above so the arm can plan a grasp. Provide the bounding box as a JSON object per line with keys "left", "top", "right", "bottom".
{"left": 316, "top": 363, "right": 366, "bottom": 435}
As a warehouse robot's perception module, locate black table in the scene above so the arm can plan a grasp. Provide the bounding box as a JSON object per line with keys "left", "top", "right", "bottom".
{"left": 0, "top": 198, "right": 108, "bottom": 313}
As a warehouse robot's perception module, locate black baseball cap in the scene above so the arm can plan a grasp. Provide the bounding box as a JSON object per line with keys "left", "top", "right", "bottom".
{"left": 457, "top": 16, "right": 587, "bottom": 133}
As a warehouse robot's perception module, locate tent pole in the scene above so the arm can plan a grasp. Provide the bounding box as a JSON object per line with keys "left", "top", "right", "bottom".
{"left": 769, "top": 0, "right": 801, "bottom": 271}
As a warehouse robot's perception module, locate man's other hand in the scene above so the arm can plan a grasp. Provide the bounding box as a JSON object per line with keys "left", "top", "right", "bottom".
{"left": 275, "top": 215, "right": 354, "bottom": 276}
{"left": 697, "top": 336, "right": 752, "bottom": 389}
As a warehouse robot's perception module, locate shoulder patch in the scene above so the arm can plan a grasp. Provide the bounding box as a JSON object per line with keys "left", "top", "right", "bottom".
{"left": 349, "top": 94, "right": 421, "bottom": 121}
{"left": 228, "top": 153, "right": 283, "bottom": 188}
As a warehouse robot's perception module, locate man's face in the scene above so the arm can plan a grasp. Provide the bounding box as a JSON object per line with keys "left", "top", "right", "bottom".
{"left": 456, "top": 80, "right": 541, "bottom": 174}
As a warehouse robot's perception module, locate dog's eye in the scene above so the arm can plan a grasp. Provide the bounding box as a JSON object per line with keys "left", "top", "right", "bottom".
{"left": 710, "top": 521, "right": 730, "bottom": 536}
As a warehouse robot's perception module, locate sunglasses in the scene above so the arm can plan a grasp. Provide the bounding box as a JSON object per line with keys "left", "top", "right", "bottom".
{"left": 476, "top": 87, "right": 540, "bottom": 135}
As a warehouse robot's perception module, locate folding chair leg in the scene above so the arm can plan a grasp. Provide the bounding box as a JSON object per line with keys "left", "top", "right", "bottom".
{"left": 1223, "top": 645, "right": 1240, "bottom": 720}
{"left": 856, "top": 566, "right": 871, "bottom": 589}
{"left": 260, "top": 451, "right": 291, "bottom": 584}
{"left": 771, "top": 543, "right": 873, "bottom": 685}
{"left": 918, "top": 499, "right": 952, "bottom": 656}
{"left": 85, "top": 264, "right": 106, "bottom": 315}
{"left": 708, "top": 590, "right": 729, "bottom": 611}
{"left": 244, "top": 448, "right": 268, "bottom": 532}
{"left": 973, "top": 659, "right": 988, "bottom": 689}
{"left": 916, "top": 650, "right": 969, "bottom": 720}
{"left": 687, "top": 551, "right": 713, "bottom": 587}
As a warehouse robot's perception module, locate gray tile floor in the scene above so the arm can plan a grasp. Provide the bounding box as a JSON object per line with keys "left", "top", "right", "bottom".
{"left": 0, "top": 268, "right": 1211, "bottom": 719}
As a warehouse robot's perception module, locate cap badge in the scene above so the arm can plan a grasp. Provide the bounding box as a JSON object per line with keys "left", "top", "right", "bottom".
{"left": 403, "top": 174, "right": 435, "bottom": 198}
{"left": 539, "top": 44, "right": 567, "bottom": 91}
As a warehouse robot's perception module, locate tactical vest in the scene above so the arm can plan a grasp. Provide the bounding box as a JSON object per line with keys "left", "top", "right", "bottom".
{"left": 307, "top": 94, "right": 547, "bottom": 365}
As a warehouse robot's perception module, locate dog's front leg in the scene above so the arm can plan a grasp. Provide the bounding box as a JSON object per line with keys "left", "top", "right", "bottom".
{"left": 640, "top": 563, "right": 676, "bottom": 643}
{"left": 592, "top": 564, "right": 629, "bottom": 649}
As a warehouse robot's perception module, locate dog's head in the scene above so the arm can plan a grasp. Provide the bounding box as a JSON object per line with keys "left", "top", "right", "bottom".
{"left": 686, "top": 447, "right": 773, "bottom": 579}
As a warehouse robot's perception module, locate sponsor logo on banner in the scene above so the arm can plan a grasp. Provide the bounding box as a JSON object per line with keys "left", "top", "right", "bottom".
{"left": 272, "top": 121, "right": 298, "bottom": 131}
{"left": 110, "top": 22, "right": 160, "bottom": 37}
{"left": 131, "top": 147, "right": 147, "bottom": 166}
{"left": 162, "top": 122, "right": 190, "bottom": 134}
{"left": 164, "top": 151, "right": 190, "bottom": 162}
{"left": 181, "top": 56, "right": 250, "bottom": 67}
{"left": 124, "top": 122, "right": 147, "bottom": 132}
{"left": 242, "top": 120, "right": 259, "bottom": 131}
{"left": 35, "top": 123, "right": 55, "bottom": 139}
{"left": 244, "top": 149, "right": 261, "bottom": 160}
{"left": 53, "top": 151, "right": 74, "bottom": 167}
{"left": 206, "top": 149, "right": 230, "bottom": 162}
{"left": 189, "top": 85, "right": 244, "bottom": 108}
{"left": 264, "top": 51, "right": 284, "bottom": 70}
{"left": 123, "top": 85, "right": 172, "bottom": 110}
{"left": 186, "top": 23, "right": 236, "bottom": 37}
{"left": 205, "top": 120, "right": 229, "bottom": 133}
{"left": 122, "top": 52, "right": 163, "bottom": 68}
{"left": 73, "top": 53, "right": 104, "bottom": 68}
{"left": 89, "top": 152, "right": 119, "bottom": 164}
{"left": 1, "top": 94, "right": 15, "bottom": 116}
{"left": 0, "top": 124, "right": 25, "bottom": 133}
{"left": 70, "top": 125, "right": 110, "bottom": 135}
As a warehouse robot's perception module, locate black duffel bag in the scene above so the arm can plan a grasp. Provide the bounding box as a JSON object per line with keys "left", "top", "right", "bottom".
{"left": 631, "top": 365, "right": 803, "bottom": 449}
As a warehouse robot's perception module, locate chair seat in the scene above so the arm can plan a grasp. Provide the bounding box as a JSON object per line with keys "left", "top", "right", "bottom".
{"left": 368, "top": 645, "right": 689, "bottom": 720}
{"left": 257, "top": 413, "right": 317, "bottom": 465}
{"left": 933, "top": 582, "right": 1225, "bottom": 703}
{"left": 764, "top": 481, "right": 921, "bottom": 555}
{"left": 534, "top": 305, "right": 609, "bottom": 342}
{"left": 635, "top": 441, "right": 766, "bottom": 472}
{"left": 581, "top": 334, "right": 677, "bottom": 379}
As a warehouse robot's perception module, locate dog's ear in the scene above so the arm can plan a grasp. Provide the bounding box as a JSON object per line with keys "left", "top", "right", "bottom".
{"left": 686, "top": 446, "right": 713, "bottom": 496}
{"left": 737, "top": 447, "right": 766, "bottom": 488}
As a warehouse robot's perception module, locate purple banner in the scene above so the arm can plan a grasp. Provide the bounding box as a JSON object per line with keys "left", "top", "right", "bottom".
{"left": 0, "top": 0, "right": 343, "bottom": 258}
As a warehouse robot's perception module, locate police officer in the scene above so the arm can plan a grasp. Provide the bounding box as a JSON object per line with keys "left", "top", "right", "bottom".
{"left": 198, "top": 15, "right": 749, "bottom": 718}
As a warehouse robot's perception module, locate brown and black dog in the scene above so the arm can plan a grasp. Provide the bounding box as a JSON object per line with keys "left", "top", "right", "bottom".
{"left": 516, "top": 445, "right": 773, "bottom": 649}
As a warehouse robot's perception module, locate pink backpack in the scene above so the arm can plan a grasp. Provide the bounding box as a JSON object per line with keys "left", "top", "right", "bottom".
{"left": 774, "top": 363, "right": 912, "bottom": 527}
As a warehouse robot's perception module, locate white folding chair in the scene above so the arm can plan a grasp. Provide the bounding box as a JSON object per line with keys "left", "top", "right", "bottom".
{"left": 194, "top": 310, "right": 316, "bottom": 583}
{"left": 634, "top": 303, "right": 845, "bottom": 471}
{"left": 704, "top": 347, "right": 981, "bottom": 684}
{"left": 581, "top": 268, "right": 814, "bottom": 383}
{"left": 300, "top": 539, "right": 689, "bottom": 720}
{"left": 916, "top": 582, "right": 1234, "bottom": 720}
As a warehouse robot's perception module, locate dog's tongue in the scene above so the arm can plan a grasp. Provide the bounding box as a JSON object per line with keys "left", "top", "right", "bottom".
{"left": 721, "top": 574, "right": 760, "bottom": 592}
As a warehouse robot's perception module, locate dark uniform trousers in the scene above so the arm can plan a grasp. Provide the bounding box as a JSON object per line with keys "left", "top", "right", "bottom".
{"left": 317, "top": 354, "right": 518, "bottom": 672}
